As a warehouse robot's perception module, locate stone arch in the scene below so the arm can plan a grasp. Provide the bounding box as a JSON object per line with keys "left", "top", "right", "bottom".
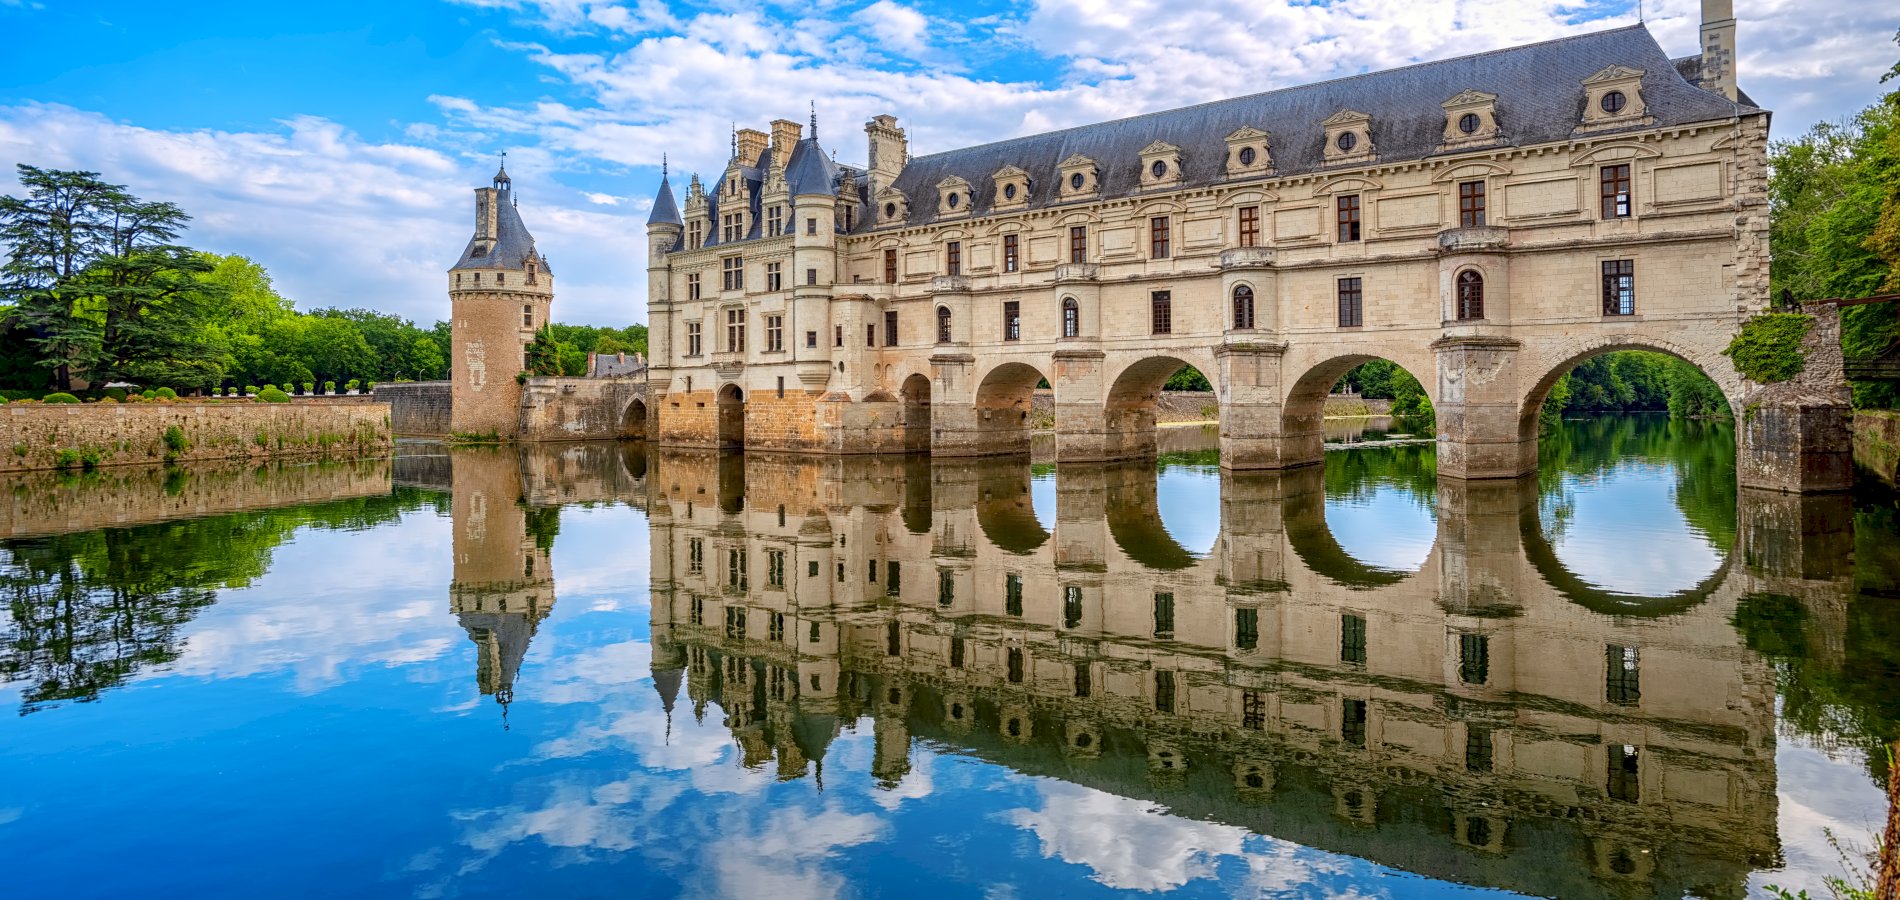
{"left": 1518, "top": 499, "right": 1734, "bottom": 616}
{"left": 901, "top": 372, "right": 932, "bottom": 453}
{"left": 717, "top": 383, "right": 745, "bottom": 450}
{"left": 620, "top": 397, "right": 648, "bottom": 440}
{"left": 1282, "top": 352, "right": 1436, "bottom": 468}
{"left": 1283, "top": 455, "right": 1435, "bottom": 587}
{"left": 1097, "top": 351, "right": 1220, "bottom": 462}
{"left": 970, "top": 360, "right": 1050, "bottom": 457}
{"left": 1515, "top": 334, "right": 1742, "bottom": 447}
{"left": 976, "top": 463, "right": 1047, "bottom": 554}
{"left": 1103, "top": 461, "right": 1204, "bottom": 570}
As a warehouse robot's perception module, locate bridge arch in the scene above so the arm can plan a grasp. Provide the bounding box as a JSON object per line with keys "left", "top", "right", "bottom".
{"left": 717, "top": 384, "right": 745, "bottom": 450}
{"left": 901, "top": 373, "right": 931, "bottom": 453}
{"left": 970, "top": 360, "right": 1051, "bottom": 457}
{"left": 1093, "top": 351, "right": 1220, "bottom": 462}
{"left": 1515, "top": 334, "right": 1743, "bottom": 449}
{"left": 620, "top": 397, "right": 648, "bottom": 440}
{"left": 1282, "top": 351, "right": 1436, "bottom": 468}
{"left": 1283, "top": 450, "right": 1437, "bottom": 587}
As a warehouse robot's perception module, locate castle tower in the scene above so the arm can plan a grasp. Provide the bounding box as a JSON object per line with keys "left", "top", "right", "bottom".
{"left": 644, "top": 164, "right": 683, "bottom": 404}
{"left": 448, "top": 446, "right": 556, "bottom": 724}
{"left": 449, "top": 162, "right": 554, "bottom": 439}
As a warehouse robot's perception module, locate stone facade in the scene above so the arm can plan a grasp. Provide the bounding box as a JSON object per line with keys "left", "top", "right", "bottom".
{"left": 380, "top": 381, "right": 452, "bottom": 435}
{"left": 641, "top": 11, "right": 1847, "bottom": 490}
{"left": 0, "top": 456, "right": 391, "bottom": 539}
{"left": 0, "top": 402, "right": 391, "bottom": 474}
{"left": 448, "top": 165, "right": 554, "bottom": 438}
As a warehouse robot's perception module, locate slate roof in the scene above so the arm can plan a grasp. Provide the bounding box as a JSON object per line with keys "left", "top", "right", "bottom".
{"left": 878, "top": 25, "right": 1759, "bottom": 230}
{"left": 785, "top": 137, "right": 841, "bottom": 196}
{"left": 686, "top": 137, "right": 868, "bottom": 250}
{"left": 450, "top": 184, "right": 548, "bottom": 273}
{"left": 647, "top": 174, "right": 682, "bottom": 226}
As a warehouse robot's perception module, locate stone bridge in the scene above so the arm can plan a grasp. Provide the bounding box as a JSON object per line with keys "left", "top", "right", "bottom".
{"left": 386, "top": 375, "right": 650, "bottom": 443}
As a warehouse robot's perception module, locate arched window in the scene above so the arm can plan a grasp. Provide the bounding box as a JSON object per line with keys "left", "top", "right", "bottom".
{"left": 1062, "top": 297, "right": 1080, "bottom": 338}
{"left": 936, "top": 305, "right": 952, "bottom": 344}
{"left": 1456, "top": 270, "right": 1485, "bottom": 320}
{"left": 1232, "top": 285, "right": 1255, "bottom": 330}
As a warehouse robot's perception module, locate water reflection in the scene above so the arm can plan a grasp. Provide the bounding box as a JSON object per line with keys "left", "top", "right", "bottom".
{"left": 0, "top": 421, "right": 1892, "bottom": 899}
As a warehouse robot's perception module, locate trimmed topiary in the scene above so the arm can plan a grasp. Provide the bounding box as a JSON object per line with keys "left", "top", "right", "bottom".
{"left": 104, "top": 387, "right": 128, "bottom": 402}
{"left": 323, "top": 380, "right": 336, "bottom": 395}
{"left": 154, "top": 386, "right": 177, "bottom": 400}
{"left": 364, "top": 380, "right": 376, "bottom": 393}
{"left": 244, "top": 385, "right": 258, "bottom": 396}
{"left": 42, "top": 392, "right": 80, "bottom": 404}
{"left": 258, "top": 387, "right": 292, "bottom": 403}
{"left": 301, "top": 382, "right": 314, "bottom": 395}
{"left": 345, "top": 379, "right": 361, "bottom": 393}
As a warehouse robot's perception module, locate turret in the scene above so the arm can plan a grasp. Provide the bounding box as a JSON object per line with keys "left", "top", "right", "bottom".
{"left": 448, "top": 161, "right": 554, "bottom": 438}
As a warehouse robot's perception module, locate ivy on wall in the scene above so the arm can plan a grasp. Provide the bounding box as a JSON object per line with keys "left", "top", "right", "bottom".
{"left": 1724, "top": 313, "right": 1814, "bottom": 384}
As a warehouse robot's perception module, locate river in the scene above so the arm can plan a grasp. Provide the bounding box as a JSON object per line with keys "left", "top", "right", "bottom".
{"left": 0, "top": 415, "right": 1893, "bottom": 898}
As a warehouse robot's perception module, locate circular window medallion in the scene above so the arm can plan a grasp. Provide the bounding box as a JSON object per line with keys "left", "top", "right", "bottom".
{"left": 1070, "top": 172, "right": 1085, "bottom": 190}
{"left": 1238, "top": 147, "right": 1256, "bottom": 166}
{"left": 1337, "top": 131, "right": 1357, "bottom": 152}
{"left": 1151, "top": 160, "right": 1167, "bottom": 179}
{"left": 883, "top": 202, "right": 896, "bottom": 219}
{"left": 1600, "top": 91, "right": 1627, "bottom": 114}
{"left": 1458, "top": 113, "right": 1481, "bottom": 134}
{"left": 947, "top": 192, "right": 960, "bottom": 209}
{"left": 1003, "top": 183, "right": 1017, "bottom": 200}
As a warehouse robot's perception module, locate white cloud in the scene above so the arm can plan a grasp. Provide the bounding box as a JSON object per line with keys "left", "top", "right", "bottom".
{"left": 1007, "top": 780, "right": 1248, "bottom": 891}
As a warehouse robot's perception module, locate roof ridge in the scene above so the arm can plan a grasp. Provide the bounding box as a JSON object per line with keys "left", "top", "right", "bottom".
{"left": 908, "top": 24, "right": 1653, "bottom": 163}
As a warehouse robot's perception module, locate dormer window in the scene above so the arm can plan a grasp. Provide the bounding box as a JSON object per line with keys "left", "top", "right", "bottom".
{"left": 937, "top": 176, "right": 972, "bottom": 217}
{"left": 1070, "top": 173, "right": 1084, "bottom": 189}
{"left": 1578, "top": 66, "right": 1649, "bottom": 132}
{"left": 1151, "top": 161, "right": 1167, "bottom": 178}
{"left": 1600, "top": 91, "right": 1627, "bottom": 114}
{"left": 1224, "top": 126, "right": 1273, "bottom": 178}
{"left": 1138, "top": 141, "right": 1182, "bottom": 190}
{"left": 1059, "top": 154, "right": 1098, "bottom": 198}
{"left": 1458, "top": 114, "right": 1480, "bottom": 134}
{"left": 992, "top": 165, "right": 1029, "bottom": 209}
{"left": 1239, "top": 148, "right": 1256, "bottom": 166}
{"left": 1337, "top": 133, "right": 1356, "bottom": 152}
{"left": 1322, "top": 110, "right": 1375, "bottom": 165}
{"left": 1440, "top": 90, "right": 1500, "bottom": 150}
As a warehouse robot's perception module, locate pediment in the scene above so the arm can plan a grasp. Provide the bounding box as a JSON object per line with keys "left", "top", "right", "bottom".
{"left": 875, "top": 186, "right": 908, "bottom": 202}
{"left": 1225, "top": 126, "right": 1269, "bottom": 143}
{"left": 1431, "top": 161, "right": 1513, "bottom": 183}
{"left": 936, "top": 175, "right": 971, "bottom": 190}
{"left": 1322, "top": 109, "right": 1371, "bottom": 127}
{"left": 1570, "top": 142, "right": 1662, "bottom": 167}
{"left": 1441, "top": 89, "right": 1498, "bottom": 109}
{"left": 1139, "top": 140, "right": 1180, "bottom": 156}
{"left": 1583, "top": 65, "right": 1645, "bottom": 84}
{"left": 992, "top": 164, "right": 1028, "bottom": 180}
{"left": 1059, "top": 153, "right": 1096, "bottom": 169}
{"left": 1312, "top": 174, "right": 1384, "bottom": 195}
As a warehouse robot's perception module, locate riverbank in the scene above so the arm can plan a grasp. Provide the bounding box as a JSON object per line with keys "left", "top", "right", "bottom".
{"left": 0, "top": 401, "right": 392, "bottom": 474}
{"left": 1854, "top": 409, "right": 1900, "bottom": 485}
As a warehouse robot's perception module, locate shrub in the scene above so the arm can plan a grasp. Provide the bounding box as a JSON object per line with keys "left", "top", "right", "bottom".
{"left": 244, "top": 385, "right": 258, "bottom": 396}
{"left": 79, "top": 447, "right": 103, "bottom": 469}
{"left": 1724, "top": 312, "right": 1813, "bottom": 385}
{"left": 302, "top": 382, "right": 314, "bottom": 395}
{"left": 53, "top": 449, "right": 80, "bottom": 469}
{"left": 323, "top": 381, "right": 336, "bottom": 395}
{"left": 139, "top": 390, "right": 156, "bottom": 400}
{"left": 345, "top": 379, "right": 360, "bottom": 393}
{"left": 364, "top": 380, "right": 376, "bottom": 393}
{"left": 162, "top": 424, "right": 190, "bottom": 458}
{"left": 104, "top": 387, "right": 128, "bottom": 402}
{"left": 258, "top": 387, "right": 292, "bottom": 403}
{"left": 42, "top": 392, "right": 80, "bottom": 404}
{"left": 154, "top": 386, "right": 177, "bottom": 400}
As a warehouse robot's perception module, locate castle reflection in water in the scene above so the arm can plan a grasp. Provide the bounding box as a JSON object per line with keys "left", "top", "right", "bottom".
{"left": 419, "top": 435, "right": 1858, "bottom": 900}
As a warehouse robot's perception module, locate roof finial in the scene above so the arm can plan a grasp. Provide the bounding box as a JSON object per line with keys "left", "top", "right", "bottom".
{"left": 730, "top": 123, "right": 737, "bottom": 158}
{"left": 662, "top": 153, "right": 668, "bottom": 178}
{"left": 810, "top": 100, "right": 817, "bottom": 138}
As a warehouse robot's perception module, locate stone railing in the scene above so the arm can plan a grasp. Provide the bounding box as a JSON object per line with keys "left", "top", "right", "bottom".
{"left": 1437, "top": 226, "right": 1511, "bottom": 252}
{"left": 1052, "top": 263, "right": 1099, "bottom": 281}
{"left": 1218, "top": 247, "right": 1276, "bottom": 269}
{"left": 929, "top": 275, "right": 972, "bottom": 293}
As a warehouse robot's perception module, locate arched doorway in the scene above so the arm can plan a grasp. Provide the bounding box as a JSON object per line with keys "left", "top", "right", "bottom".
{"left": 1100, "top": 356, "right": 1213, "bottom": 462}
{"left": 620, "top": 399, "right": 647, "bottom": 440}
{"left": 970, "top": 362, "right": 1047, "bottom": 457}
{"left": 901, "top": 373, "right": 931, "bottom": 453}
{"left": 717, "top": 384, "right": 745, "bottom": 450}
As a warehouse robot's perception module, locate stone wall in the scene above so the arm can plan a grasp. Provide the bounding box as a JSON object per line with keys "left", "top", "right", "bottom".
{"left": 0, "top": 402, "right": 391, "bottom": 474}
{"left": 381, "top": 381, "right": 452, "bottom": 435}
{"left": 1853, "top": 409, "right": 1900, "bottom": 486}
{"left": 518, "top": 376, "right": 647, "bottom": 442}
{"left": 0, "top": 457, "right": 392, "bottom": 539}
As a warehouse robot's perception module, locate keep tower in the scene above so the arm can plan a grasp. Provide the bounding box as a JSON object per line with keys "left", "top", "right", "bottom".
{"left": 449, "top": 163, "right": 554, "bottom": 438}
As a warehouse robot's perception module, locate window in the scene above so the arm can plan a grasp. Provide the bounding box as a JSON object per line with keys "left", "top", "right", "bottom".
{"left": 1063, "top": 585, "right": 1082, "bottom": 629}
{"left": 687, "top": 273, "right": 701, "bottom": 301}
{"left": 686, "top": 321, "right": 702, "bottom": 356}
{"left": 1154, "top": 670, "right": 1175, "bottom": 713}
{"left": 1003, "top": 234, "right": 1019, "bottom": 273}
{"left": 1602, "top": 260, "right": 1635, "bottom": 316}
{"left": 1002, "top": 300, "right": 1021, "bottom": 341}
{"left": 1238, "top": 205, "right": 1260, "bottom": 247}
{"left": 1465, "top": 726, "right": 1494, "bottom": 772}
{"left": 766, "top": 314, "right": 783, "bottom": 352}
{"left": 1336, "top": 195, "right": 1361, "bottom": 242}
{"left": 806, "top": 217, "right": 817, "bottom": 235}
{"left": 886, "top": 560, "right": 901, "bottom": 596}
{"left": 765, "top": 261, "right": 783, "bottom": 292}
{"left": 1151, "top": 160, "right": 1168, "bottom": 179}
{"left": 834, "top": 325, "right": 843, "bottom": 347}
{"left": 725, "top": 308, "right": 746, "bottom": 352}
{"left": 1337, "top": 131, "right": 1357, "bottom": 152}
{"left": 1341, "top": 698, "right": 1367, "bottom": 747}
{"left": 1459, "top": 633, "right": 1489, "bottom": 685}
{"left": 1007, "top": 647, "right": 1024, "bottom": 683}
{"left": 688, "top": 538, "right": 703, "bottom": 573}
{"left": 950, "top": 635, "right": 965, "bottom": 667}
{"left": 689, "top": 597, "right": 704, "bottom": 625}
{"left": 767, "top": 205, "right": 783, "bottom": 236}
{"left": 1062, "top": 297, "right": 1080, "bottom": 338}
{"left": 1239, "top": 146, "right": 1256, "bottom": 167}
{"left": 887, "top": 621, "right": 901, "bottom": 656}
{"left": 1337, "top": 277, "right": 1363, "bottom": 328}
{"left": 1607, "top": 744, "right": 1640, "bottom": 802}
{"left": 688, "top": 220, "right": 703, "bottom": 250}
{"left": 1073, "top": 663, "right": 1090, "bottom": 698}
{"left": 721, "top": 212, "right": 739, "bottom": 243}
{"left": 522, "top": 304, "right": 533, "bottom": 327}
{"left": 1234, "top": 608, "right": 1259, "bottom": 651}
{"left": 776, "top": 376, "right": 784, "bottom": 398}
{"left": 1232, "top": 285, "right": 1255, "bottom": 329}
{"left": 1151, "top": 291, "right": 1172, "bottom": 335}
{"left": 936, "top": 306, "right": 952, "bottom": 343}
{"left": 767, "top": 550, "right": 785, "bottom": 588}
{"left": 883, "top": 202, "right": 896, "bottom": 220}
{"left": 1458, "top": 180, "right": 1486, "bottom": 228}
{"left": 938, "top": 568, "right": 955, "bottom": 607}
{"left": 1600, "top": 90, "right": 1627, "bottom": 114}
{"left": 724, "top": 605, "right": 746, "bottom": 638}
{"left": 1069, "top": 172, "right": 1085, "bottom": 190}
{"left": 805, "top": 330, "right": 817, "bottom": 348}
{"left": 1152, "top": 592, "right": 1174, "bottom": 638}
{"left": 1005, "top": 573, "right": 1023, "bottom": 616}
{"left": 945, "top": 241, "right": 961, "bottom": 277}
{"left": 1004, "top": 183, "right": 1017, "bottom": 200}
{"left": 884, "top": 248, "right": 897, "bottom": 284}
{"left": 1150, "top": 216, "right": 1171, "bottom": 258}
{"left": 868, "top": 559, "right": 878, "bottom": 583}
{"left": 947, "top": 191, "right": 960, "bottom": 209}
{"left": 884, "top": 310, "right": 898, "bottom": 347}
{"left": 1600, "top": 164, "right": 1632, "bottom": 219}
{"left": 1069, "top": 226, "right": 1087, "bottom": 263}
{"left": 805, "top": 267, "right": 816, "bottom": 286}
{"left": 1458, "top": 112, "right": 1481, "bottom": 134}
{"left": 727, "top": 548, "right": 748, "bottom": 591}
{"left": 721, "top": 256, "right": 744, "bottom": 291}
{"left": 866, "top": 324, "right": 875, "bottom": 347}
{"left": 1606, "top": 645, "right": 1641, "bottom": 705}
{"left": 1456, "top": 270, "right": 1484, "bottom": 320}
{"left": 1340, "top": 613, "right": 1366, "bottom": 665}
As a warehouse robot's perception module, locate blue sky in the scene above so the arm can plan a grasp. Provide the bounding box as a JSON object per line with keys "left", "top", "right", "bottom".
{"left": 1, "top": 0, "right": 1893, "bottom": 326}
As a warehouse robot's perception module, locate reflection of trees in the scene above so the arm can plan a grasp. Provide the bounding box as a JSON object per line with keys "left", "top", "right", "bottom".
{"left": 1536, "top": 416, "right": 1737, "bottom": 550}
{"left": 1733, "top": 494, "right": 1900, "bottom": 784}
{"left": 0, "top": 489, "right": 432, "bottom": 714}
{"left": 1321, "top": 443, "right": 1437, "bottom": 508}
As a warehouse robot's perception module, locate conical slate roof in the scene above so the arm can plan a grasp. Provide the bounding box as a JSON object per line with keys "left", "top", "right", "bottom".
{"left": 647, "top": 174, "right": 683, "bottom": 226}
{"left": 450, "top": 185, "right": 544, "bottom": 272}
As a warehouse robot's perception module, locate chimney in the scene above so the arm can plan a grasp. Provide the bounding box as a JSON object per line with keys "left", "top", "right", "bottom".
{"left": 736, "top": 128, "right": 769, "bottom": 166}
{"left": 865, "top": 114, "right": 907, "bottom": 199}
{"left": 1699, "top": 0, "right": 1738, "bottom": 102}
{"left": 474, "top": 187, "right": 499, "bottom": 241}
{"left": 770, "top": 119, "right": 802, "bottom": 169}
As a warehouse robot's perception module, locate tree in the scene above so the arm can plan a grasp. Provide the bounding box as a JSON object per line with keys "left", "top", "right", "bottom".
{"left": 0, "top": 166, "right": 126, "bottom": 389}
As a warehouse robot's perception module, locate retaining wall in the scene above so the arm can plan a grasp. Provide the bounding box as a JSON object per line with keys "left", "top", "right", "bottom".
{"left": 518, "top": 376, "right": 648, "bottom": 441}
{"left": 0, "top": 401, "right": 391, "bottom": 474}
{"left": 0, "top": 456, "right": 392, "bottom": 538}
{"left": 380, "top": 381, "right": 452, "bottom": 435}
{"left": 1853, "top": 409, "right": 1900, "bottom": 485}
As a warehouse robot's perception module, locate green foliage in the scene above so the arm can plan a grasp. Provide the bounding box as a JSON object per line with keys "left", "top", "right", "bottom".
{"left": 257, "top": 387, "right": 290, "bottom": 403}
{"left": 103, "top": 387, "right": 126, "bottom": 401}
{"left": 1164, "top": 365, "right": 1210, "bottom": 391}
{"left": 448, "top": 430, "right": 502, "bottom": 444}
{"left": 1724, "top": 313, "right": 1814, "bottom": 384}
{"left": 522, "top": 503, "right": 560, "bottom": 553}
{"left": 41, "top": 392, "right": 78, "bottom": 404}
{"left": 161, "top": 424, "right": 190, "bottom": 459}
{"left": 140, "top": 389, "right": 156, "bottom": 400}
{"left": 1536, "top": 351, "right": 1729, "bottom": 428}
{"left": 154, "top": 386, "right": 176, "bottom": 399}
{"left": 301, "top": 382, "right": 313, "bottom": 395}
{"left": 345, "top": 379, "right": 359, "bottom": 393}
{"left": 1335, "top": 361, "right": 1434, "bottom": 429}
{"left": 52, "top": 448, "right": 79, "bottom": 468}
{"left": 322, "top": 380, "right": 335, "bottom": 394}
{"left": 243, "top": 385, "right": 257, "bottom": 396}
